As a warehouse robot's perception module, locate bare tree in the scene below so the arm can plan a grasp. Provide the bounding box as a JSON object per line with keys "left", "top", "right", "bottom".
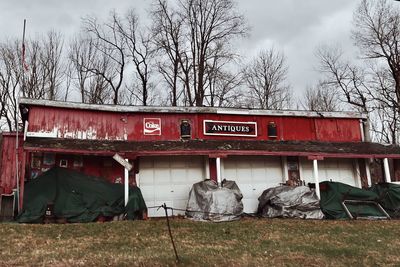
{"left": 16, "top": 32, "right": 66, "bottom": 101}
{"left": 68, "top": 35, "right": 111, "bottom": 104}
{"left": 353, "top": 0, "right": 400, "bottom": 111}
{"left": 302, "top": 83, "right": 341, "bottom": 112}
{"left": 151, "top": 0, "right": 248, "bottom": 107}
{"left": 316, "top": 43, "right": 400, "bottom": 143}
{"left": 315, "top": 45, "right": 371, "bottom": 113}
{"left": 184, "top": 0, "right": 248, "bottom": 106}
{"left": 114, "top": 10, "right": 154, "bottom": 106}
{"left": 314, "top": 0, "right": 400, "bottom": 144}
{"left": 23, "top": 40, "right": 46, "bottom": 99}
{"left": 0, "top": 33, "right": 66, "bottom": 131}
{"left": 81, "top": 10, "right": 156, "bottom": 106}
{"left": 151, "top": 0, "right": 185, "bottom": 106}
{"left": 370, "top": 100, "right": 399, "bottom": 144}
{"left": 0, "top": 29, "right": 70, "bottom": 131}
{"left": 39, "top": 31, "right": 64, "bottom": 100}
{"left": 83, "top": 14, "right": 126, "bottom": 105}
{"left": 242, "top": 48, "right": 291, "bottom": 109}
{"left": 0, "top": 41, "right": 21, "bottom": 131}
{"left": 353, "top": 0, "right": 400, "bottom": 144}
{"left": 68, "top": 35, "right": 90, "bottom": 103}
{"left": 203, "top": 43, "right": 243, "bottom": 107}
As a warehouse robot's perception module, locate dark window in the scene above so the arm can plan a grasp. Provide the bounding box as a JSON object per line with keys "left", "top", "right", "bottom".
{"left": 268, "top": 122, "right": 277, "bottom": 138}
{"left": 180, "top": 120, "right": 191, "bottom": 138}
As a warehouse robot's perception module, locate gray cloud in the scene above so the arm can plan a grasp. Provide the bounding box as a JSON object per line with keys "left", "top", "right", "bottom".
{"left": 0, "top": 0, "right": 361, "bottom": 100}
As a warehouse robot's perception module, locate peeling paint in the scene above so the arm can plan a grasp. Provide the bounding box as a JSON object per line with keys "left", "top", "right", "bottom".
{"left": 123, "top": 127, "right": 128, "bottom": 141}
{"left": 26, "top": 126, "right": 58, "bottom": 138}
{"left": 24, "top": 102, "right": 363, "bottom": 142}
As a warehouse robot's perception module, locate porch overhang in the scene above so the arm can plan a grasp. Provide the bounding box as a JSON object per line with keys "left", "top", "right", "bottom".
{"left": 23, "top": 138, "right": 400, "bottom": 159}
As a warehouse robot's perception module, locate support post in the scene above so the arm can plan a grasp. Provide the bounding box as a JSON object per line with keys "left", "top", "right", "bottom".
{"left": 204, "top": 157, "right": 210, "bottom": 180}
{"left": 313, "top": 159, "right": 320, "bottom": 199}
{"left": 281, "top": 156, "right": 288, "bottom": 183}
{"left": 124, "top": 159, "right": 129, "bottom": 206}
{"left": 113, "top": 153, "right": 133, "bottom": 207}
{"left": 365, "top": 159, "right": 372, "bottom": 187}
{"left": 354, "top": 159, "right": 362, "bottom": 188}
{"left": 383, "top": 158, "right": 391, "bottom": 183}
{"left": 216, "top": 157, "right": 222, "bottom": 187}
{"left": 359, "top": 119, "right": 365, "bottom": 142}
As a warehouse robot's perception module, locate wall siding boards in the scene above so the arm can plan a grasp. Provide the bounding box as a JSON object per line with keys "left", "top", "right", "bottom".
{"left": 27, "top": 106, "right": 362, "bottom": 142}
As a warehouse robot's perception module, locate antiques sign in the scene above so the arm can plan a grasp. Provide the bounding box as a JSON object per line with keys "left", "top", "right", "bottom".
{"left": 203, "top": 120, "right": 257, "bottom": 137}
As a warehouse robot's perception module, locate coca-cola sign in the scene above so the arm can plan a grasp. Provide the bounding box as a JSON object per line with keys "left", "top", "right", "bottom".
{"left": 203, "top": 120, "right": 257, "bottom": 137}
{"left": 144, "top": 118, "right": 161, "bottom": 135}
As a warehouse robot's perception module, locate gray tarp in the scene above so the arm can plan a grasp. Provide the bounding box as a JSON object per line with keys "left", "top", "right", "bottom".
{"left": 185, "top": 180, "right": 243, "bottom": 222}
{"left": 257, "top": 186, "right": 324, "bottom": 219}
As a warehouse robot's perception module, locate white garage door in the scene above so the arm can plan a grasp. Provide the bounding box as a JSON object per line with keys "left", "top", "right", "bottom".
{"left": 300, "top": 158, "right": 359, "bottom": 187}
{"left": 223, "top": 156, "right": 284, "bottom": 214}
{"left": 138, "top": 156, "right": 205, "bottom": 217}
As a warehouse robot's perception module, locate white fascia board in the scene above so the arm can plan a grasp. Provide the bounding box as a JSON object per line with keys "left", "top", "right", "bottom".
{"left": 19, "top": 98, "right": 368, "bottom": 119}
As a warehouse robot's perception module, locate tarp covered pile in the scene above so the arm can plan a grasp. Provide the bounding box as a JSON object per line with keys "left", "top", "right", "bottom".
{"left": 186, "top": 179, "right": 243, "bottom": 222}
{"left": 18, "top": 167, "right": 147, "bottom": 223}
{"left": 319, "top": 181, "right": 400, "bottom": 219}
{"left": 257, "top": 185, "right": 324, "bottom": 219}
{"left": 370, "top": 183, "right": 400, "bottom": 218}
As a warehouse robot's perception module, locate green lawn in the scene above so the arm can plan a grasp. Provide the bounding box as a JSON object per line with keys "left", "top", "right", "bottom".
{"left": 0, "top": 218, "right": 399, "bottom": 266}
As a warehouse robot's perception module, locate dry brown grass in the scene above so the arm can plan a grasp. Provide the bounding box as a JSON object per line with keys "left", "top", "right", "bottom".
{"left": 0, "top": 218, "right": 399, "bottom": 266}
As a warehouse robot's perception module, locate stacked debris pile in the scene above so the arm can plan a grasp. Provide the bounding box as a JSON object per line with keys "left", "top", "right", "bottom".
{"left": 17, "top": 167, "right": 147, "bottom": 223}
{"left": 257, "top": 185, "right": 323, "bottom": 219}
{"left": 186, "top": 179, "right": 243, "bottom": 222}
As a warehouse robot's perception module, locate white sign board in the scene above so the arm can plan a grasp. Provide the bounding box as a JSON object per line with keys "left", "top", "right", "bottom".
{"left": 113, "top": 153, "right": 133, "bottom": 171}
{"left": 143, "top": 118, "right": 161, "bottom": 135}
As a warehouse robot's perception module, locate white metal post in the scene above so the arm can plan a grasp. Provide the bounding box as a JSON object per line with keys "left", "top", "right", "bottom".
{"left": 204, "top": 157, "right": 210, "bottom": 180}
{"left": 359, "top": 119, "right": 365, "bottom": 142}
{"left": 365, "top": 159, "right": 372, "bottom": 187}
{"left": 354, "top": 159, "right": 362, "bottom": 188}
{"left": 216, "top": 157, "right": 222, "bottom": 187}
{"left": 124, "top": 159, "right": 129, "bottom": 206}
{"left": 281, "top": 156, "right": 288, "bottom": 183}
{"left": 383, "top": 158, "right": 391, "bottom": 183}
{"left": 313, "top": 159, "right": 320, "bottom": 199}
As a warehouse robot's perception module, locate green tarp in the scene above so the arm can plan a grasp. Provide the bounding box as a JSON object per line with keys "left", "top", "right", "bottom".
{"left": 320, "top": 181, "right": 400, "bottom": 219}
{"left": 319, "top": 181, "right": 383, "bottom": 219}
{"left": 17, "top": 167, "right": 147, "bottom": 223}
{"left": 370, "top": 183, "right": 400, "bottom": 218}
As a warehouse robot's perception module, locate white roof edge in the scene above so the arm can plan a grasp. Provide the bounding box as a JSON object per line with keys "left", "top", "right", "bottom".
{"left": 19, "top": 98, "right": 368, "bottom": 119}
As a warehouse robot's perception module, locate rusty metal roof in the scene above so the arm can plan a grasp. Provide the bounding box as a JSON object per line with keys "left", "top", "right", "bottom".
{"left": 19, "top": 98, "right": 368, "bottom": 119}
{"left": 23, "top": 138, "right": 400, "bottom": 159}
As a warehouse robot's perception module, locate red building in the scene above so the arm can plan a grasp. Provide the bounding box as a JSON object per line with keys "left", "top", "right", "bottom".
{"left": 3, "top": 98, "right": 400, "bottom": 217}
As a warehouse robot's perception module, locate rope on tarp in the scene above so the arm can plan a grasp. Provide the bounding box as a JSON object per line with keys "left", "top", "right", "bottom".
{"left": 147, "top": 205, "right": 254, "bottom": 217}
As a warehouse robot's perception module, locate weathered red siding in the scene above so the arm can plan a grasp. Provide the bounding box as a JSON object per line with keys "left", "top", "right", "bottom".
{"left": 281, "top": 117, "right": 316, "bottom": 140}
{"left": 27, "top": 153, "right": 125, "bottom": 184}
{"left": 314, "top": 118, "right": 361, "bottom": 142}
{"left": 0, "top": 133, "right": 24, "bottom": 194}
{"left": 27, "top": 106, "right": 362, "bottom": 142}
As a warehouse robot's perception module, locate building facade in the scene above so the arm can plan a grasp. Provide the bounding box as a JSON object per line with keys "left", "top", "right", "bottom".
{"left": 3, "top": 98, "right": 400, "bottom": 217}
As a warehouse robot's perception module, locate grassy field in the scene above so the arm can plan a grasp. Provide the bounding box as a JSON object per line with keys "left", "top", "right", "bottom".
{"left": 0, "top": 218, "right": 400, "bottom": 266}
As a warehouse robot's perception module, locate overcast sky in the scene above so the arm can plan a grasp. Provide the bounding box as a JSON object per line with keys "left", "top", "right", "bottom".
{"left": 0, "top": 0, "right": 361, "bottom": 99}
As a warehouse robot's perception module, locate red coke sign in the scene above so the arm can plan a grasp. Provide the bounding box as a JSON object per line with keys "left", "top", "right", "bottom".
{"left": 143, "top": 118, "right": 161, "bottom": 135}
